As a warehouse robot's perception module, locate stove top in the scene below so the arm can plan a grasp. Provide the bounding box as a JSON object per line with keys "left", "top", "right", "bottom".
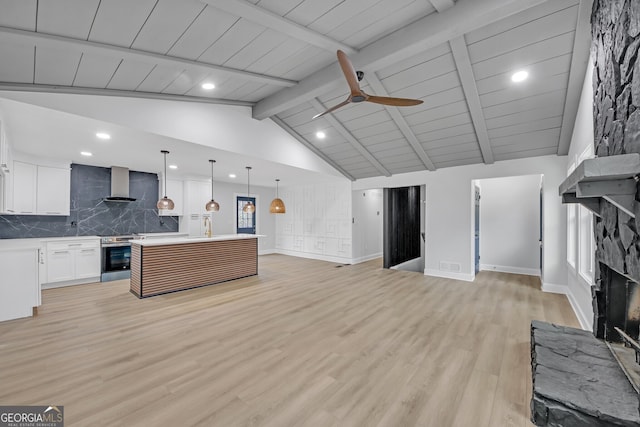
{"left": 100, "top": 235, "right": 138, "bottom": 244}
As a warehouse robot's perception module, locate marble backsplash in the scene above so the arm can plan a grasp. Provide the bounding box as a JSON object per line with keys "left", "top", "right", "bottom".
{"left": 0, "top": 163, "right": 178, "bottom": 239}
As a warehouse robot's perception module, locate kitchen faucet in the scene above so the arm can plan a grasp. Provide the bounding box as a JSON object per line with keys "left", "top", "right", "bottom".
{"left": 204, "top": 216, "right": 212, "bottom": 237}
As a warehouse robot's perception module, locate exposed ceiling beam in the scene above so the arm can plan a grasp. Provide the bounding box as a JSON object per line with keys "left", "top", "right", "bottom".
{"left": 449, "top": 36, "right": 494, "bottom": 164}
{"left": 557, "top": 0, "right": 593, "bottom": 155}
{"left": 309, "top": 98, "right": 391, "bottom": 177}
{"left": 0, "top": 82, "right": 254, "bottom": 106}
{"left": 253, "top": 0, "right": 548, "bottom": 120}
{"left": 364, "top": 73, "right": 436, "bottom": 171}
{"left": 270, "top": 116, "right": 355, "bottom": 181}
{"left": 0, "top": 26, "right": 296, "bottom": 88}
{"left": 428, "top": 0, "right": 456, "bottom": 13}
{"left": 200, "top": 0, "right": 356, "bottom": 55}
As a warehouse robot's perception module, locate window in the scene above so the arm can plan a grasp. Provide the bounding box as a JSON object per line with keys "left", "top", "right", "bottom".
{"left": 577, "top": 145, "right": 595, "bottom": 283}
{"left": 567, "top": 160, "right": 577, "bottom": 269}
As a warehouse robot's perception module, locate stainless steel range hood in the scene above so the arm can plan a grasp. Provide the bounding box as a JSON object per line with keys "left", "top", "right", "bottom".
{"left": 104, "top": 166, "right": 136, "bottom": 202}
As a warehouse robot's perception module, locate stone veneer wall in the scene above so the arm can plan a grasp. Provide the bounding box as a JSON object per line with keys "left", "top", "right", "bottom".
{"left": 0, "top": 163, "right": 178, "bottom": 238}
{"left": 591, "top": 0, "right": 640, "bottom": 338}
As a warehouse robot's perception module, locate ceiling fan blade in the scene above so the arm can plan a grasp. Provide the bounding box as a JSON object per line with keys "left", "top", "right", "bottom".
{"left": 312, "top": 98, "right": 352, "bottom": 119}
{"left": 366, "top": 95, "right": 423, "bottom": 107}
{"left": 337, "top": 50, "right": 362, "bottom": 95}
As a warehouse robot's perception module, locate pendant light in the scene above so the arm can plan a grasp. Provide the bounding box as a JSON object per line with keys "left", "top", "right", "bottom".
{"left": 242, "top": 166, "right": 255, "bottom": 213}
{"left": 156, "top": 150, "right": 175, "bottom": 210}
{"left": 269, "top": 179, "right": 286, "bottom": 214}
{"left": 205, "top": 159, "right": 220, "bottom": 212}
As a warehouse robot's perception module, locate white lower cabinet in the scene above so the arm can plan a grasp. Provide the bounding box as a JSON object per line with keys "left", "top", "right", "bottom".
{"left": 44, "top": 239, "right": 100, "bottom": 287}
{"left": 46, "top": 248, "right": 75, "bottom": 282}
{"left": 0, "top": 248, "right": 40, "bottom": 322}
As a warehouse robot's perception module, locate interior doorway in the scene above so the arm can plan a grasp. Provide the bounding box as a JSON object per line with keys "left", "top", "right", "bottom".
{"left": 474, "top": 184, "right": 480, "bottom": 275}
{"left": 383, "top": 185, "right": 425, "bottom": 272}
{"left": 472, "top": 175, "right": 542, "bottom": 278}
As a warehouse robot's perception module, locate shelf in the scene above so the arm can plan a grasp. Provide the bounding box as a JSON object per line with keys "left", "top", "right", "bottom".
{"left": 558, "top": 153, "right": 640, "bottom": 218}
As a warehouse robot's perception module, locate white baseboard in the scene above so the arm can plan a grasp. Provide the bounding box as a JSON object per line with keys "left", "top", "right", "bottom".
{"left": 41, "top": 276, "right": 101, "bottom": 289}
{"left": 258, "top": 249, "right": 277, "bottom": 256}
{"left": 541, "top": 282, "right": 569, "bottom": 294}
{"left": 352, "top": 253, "right": 382, "bottom": 264}
{"left": 541, "top": 281, "right": 592, "bottom": 332}
{"left": 274, "top": 249, "right": 352, "bottom": 265}
{"left": 424, "top": 269, "right": 475, "bottom": 282}
{"left": 566, "top": 289, "right": 593, "bottom": 331}
{"left": 480, "top": 264, "right": 540, "bottom": 276}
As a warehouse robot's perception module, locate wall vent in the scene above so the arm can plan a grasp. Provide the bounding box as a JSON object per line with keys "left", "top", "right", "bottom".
{"left": 439, "top": 261, "right": 461, "bottom": 272}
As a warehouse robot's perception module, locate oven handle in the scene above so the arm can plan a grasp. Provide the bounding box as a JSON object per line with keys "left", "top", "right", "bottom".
{"left": 101, "top": 243, "right": 132, "bottom": 248}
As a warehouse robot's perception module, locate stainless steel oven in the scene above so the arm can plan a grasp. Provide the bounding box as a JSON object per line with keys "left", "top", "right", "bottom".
{"left": 100, "top": 235, "right": 136, "bottom": 281}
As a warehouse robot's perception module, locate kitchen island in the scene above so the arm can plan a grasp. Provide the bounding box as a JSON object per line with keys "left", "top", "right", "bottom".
{"left": 129, "top": 234, "right": 261, "bottom": 298}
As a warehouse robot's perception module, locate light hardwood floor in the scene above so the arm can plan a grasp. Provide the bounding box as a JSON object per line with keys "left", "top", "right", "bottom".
{"left": 0, "top": 255, "right": 578, "bottom": 426}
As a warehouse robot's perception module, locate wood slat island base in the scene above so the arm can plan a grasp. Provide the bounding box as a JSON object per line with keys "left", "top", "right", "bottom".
{"left": 130, "top": 235, "right": 259, "bottom": 298}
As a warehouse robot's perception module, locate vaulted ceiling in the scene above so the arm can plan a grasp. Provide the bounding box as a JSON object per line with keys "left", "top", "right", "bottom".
{"left": 0, "top": 0, "right": 591, "bottom": 181}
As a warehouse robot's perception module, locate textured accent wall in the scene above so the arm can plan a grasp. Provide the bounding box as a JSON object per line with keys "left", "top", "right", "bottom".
{"left": 591, "top": 0, "right": 640, "bottom": 339}
{"left": 0, "top": 163, "right": 178, "bottom": 238}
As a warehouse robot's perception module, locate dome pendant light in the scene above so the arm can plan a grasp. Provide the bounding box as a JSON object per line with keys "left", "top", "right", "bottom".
{"left": 156, "top": 150, "right": 175, "bottom": 210}
{"left": 205, "top": 160, "right": 220, "bottom": 212}
{"left": 242, "top": 166, "right": 255, "bottom": 213}
{"left": 269, "top": 179, "right": 286, "bottom": 214}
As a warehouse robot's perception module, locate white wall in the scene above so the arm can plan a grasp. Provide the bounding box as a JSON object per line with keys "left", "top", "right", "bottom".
{"left": 179, "top": 179, "right": 277, "bottom": 254}
{"left": 564, "top": 59, "right": 595, "bottom": 331}
{"left": 478, "top": 174, "right": 541, "bottom": 276}
{"left": 275, "top": 181, "right": 353, "bottom": 263}
{"left": 352, "top": 189, "right": 383, "bottom": 263}
{"left": 353, "top": 155, "right": 567, "bottom": 286}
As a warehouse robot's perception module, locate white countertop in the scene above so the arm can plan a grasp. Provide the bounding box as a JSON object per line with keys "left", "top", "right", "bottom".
{"left": 0, "top": 235, "right": 100, "bottom": 251}
{"left": 136, "top": 232, "right": 189, "bottom": 238}
{"left": 131, "top": 234, "right": 264, "bottom": 246}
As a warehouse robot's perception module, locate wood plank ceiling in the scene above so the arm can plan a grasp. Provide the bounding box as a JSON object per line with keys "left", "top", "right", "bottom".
{"left": 0, "top": 0, "right": 591, "bottom": 181}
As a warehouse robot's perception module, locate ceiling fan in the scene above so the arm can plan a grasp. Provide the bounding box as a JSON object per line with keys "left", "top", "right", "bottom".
{"left": 312, "top": 50, "right": 424, "bottom": 119}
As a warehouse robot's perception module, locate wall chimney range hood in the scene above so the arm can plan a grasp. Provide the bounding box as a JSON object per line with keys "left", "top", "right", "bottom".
{"left": 104, "top": 166, "right": 136, "bottom": 202}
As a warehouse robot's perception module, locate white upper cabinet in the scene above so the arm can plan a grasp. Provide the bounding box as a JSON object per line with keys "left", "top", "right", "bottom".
{"left": 37, "top": 166, "right": 71, "bottom": 215}
{"left": 12, "top": 161, "right": 37, "bottom": 214}
{"left": 158, "top": 178, "right": 184, "bottom": 216}
{"left": 12, "top": 161, "right": 70, "bottom": 216}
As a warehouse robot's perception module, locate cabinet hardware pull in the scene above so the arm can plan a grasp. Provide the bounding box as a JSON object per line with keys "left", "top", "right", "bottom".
{"left": 80, "top": 249, "right": 95, "bottom": 252}
{"left": 68, "top": 243, "right": 82, "bottom": 246}
{"left": 53, "top": 250, "right": 69, "bottom": 254}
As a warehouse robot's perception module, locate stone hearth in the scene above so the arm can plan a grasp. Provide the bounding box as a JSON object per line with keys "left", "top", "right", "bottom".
{"left": 531, "top": 321, "right": 640, "bottom": 426}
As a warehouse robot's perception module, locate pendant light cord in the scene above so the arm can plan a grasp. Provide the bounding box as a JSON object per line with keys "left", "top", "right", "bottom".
{"left": 163, "top": 150, "right": 168, "bottom": 198}
{"left": 214, "top": 160, "right": 216, "bottom": 200}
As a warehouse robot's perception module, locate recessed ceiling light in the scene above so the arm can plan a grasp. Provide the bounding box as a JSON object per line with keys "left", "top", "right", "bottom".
{"left": 316, "top": 131, "right": 326, "bottom": 139}
{"left": 80, "top": 151, "right": 92, "bottom": 156}
{"left": 201, "top": 82, "right": 215, "bottom": 90}
{"left": 169, "top": 164, "right": 178, "bottom": 169}
{"left": 96, "top": 132, "right": 111, "bottom": 140}
{"left": 229, "top": 173, "right": 236, "bottom": 179}
{"left": 511, "top": 70, "right": 528, "bottom": 83}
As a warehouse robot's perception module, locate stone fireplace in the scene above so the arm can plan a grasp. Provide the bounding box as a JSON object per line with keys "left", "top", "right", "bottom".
{"left": 530, "top": 0, "right": 640, "bottom": 425}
